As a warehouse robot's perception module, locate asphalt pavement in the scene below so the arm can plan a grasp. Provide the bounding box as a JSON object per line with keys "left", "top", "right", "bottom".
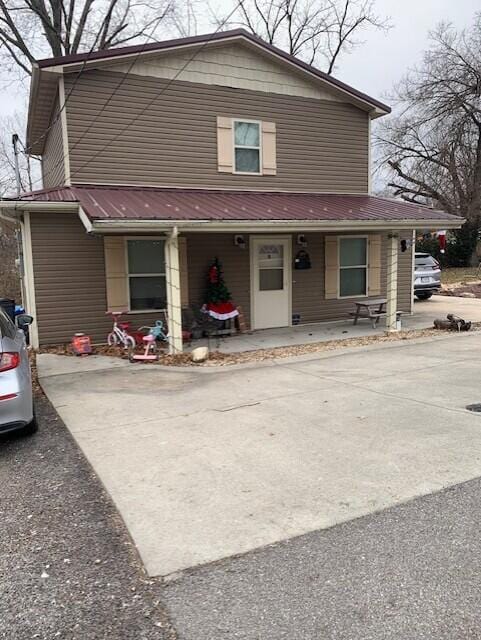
{"left": 3, "top": 380, "right": 481, "bottom": 639}
{"left": 164, "top": 477, "right": 481, "bottom": 639}
{"left": 0, "top": 395, "right": 175, "bottom": 640}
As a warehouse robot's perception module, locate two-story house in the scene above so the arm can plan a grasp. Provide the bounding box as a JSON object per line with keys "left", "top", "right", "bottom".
{"left": 0, "top": 29, "right": 461, "bottom": 351}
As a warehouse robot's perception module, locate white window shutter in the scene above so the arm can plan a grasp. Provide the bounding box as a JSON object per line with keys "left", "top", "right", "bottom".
{"left": 368, "top": 235, "right": 382, "bottom": 296}
{"left": 104, "top": 236, "right": 128, "bottom": 312}
{"left": 217, "top": 116, "right": 233, "bottom": 173}
{"left": 325, "top": 236, "right": 338, "bottom": 299}
{"left": 262, "top": 121, "right": 277, "bottom": 175}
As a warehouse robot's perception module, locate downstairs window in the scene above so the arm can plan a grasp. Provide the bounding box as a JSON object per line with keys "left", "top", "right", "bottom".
{"left": 127, "top": 239, "right": 166, "bottom": 311}
{"left": 339, "top": 237, "right": 368, "bottom": 297}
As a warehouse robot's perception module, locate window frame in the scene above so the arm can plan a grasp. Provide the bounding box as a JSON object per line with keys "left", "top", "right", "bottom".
{"left": 257, "top": 243, "right": 286, "bottom": 291}
{"left": 337, "top": 235, "right": 369, "bottom": 299}
{"left": 124, "top": 236, "right": 167, "bottom": 314}
{"left": 232, "top": 119, "right": 262, "bottom": 175}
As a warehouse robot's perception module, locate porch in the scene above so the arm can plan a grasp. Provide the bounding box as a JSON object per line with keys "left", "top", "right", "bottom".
{"left": 4, "top": 186, "right": 462, "bottom": 349}
{"left": 184, "top": 295, "right": 481, "bottom": 354}
{"left": 165, "top": 230, "right": 410, "bottom": 353}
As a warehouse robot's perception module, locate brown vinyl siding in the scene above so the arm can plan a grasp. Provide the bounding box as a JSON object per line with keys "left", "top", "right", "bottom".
{"left": 186, "top": 232, "right": 413, "bottom": 329}
{"left": 291, "top": 232, "right": 413, "bottom": 324}
{"left": 186, "top": 234, "right": 251, "bottom": 325}
{"left": 64, "top": 70, "right": 369, "bottom": 192}
{"left": 41, "top": 98, "right": 65, "bottom": 188}
{"left": 29, "top": 218, "right": 412, "bottom": 346}
{"left": 30, "top": 212, "right": 166, "bottom": 345}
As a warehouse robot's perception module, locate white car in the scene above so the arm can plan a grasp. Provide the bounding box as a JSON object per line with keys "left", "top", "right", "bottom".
{"left": 0, "top": 307, "right": 36, "bottom": 436}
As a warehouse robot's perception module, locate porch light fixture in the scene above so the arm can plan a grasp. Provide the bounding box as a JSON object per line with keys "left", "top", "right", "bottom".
{"left": 234, "top": 234, "right": 246, "bottom": 249}
{"left": 297, "top": 234, "right": 308, "bottom": 247}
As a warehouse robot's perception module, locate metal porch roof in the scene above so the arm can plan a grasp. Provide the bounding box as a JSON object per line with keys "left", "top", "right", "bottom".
{"left": 13, "top": 185, "right": 461, "bottom": 225}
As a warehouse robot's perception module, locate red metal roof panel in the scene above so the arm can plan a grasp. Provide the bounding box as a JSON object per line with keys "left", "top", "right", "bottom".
{"left": 13, "top": 185, "right": 461, "bottom": 224}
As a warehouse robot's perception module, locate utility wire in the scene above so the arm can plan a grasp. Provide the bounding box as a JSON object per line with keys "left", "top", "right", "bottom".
{"left": 33, "top": 0, "right": 245, "bottom": 189}
{"left": 25, "top": 29, "right": 108, "bottom": 156}
{"left": 22, "top": 3, "right": 174, "bottom": 187}
{"left": 17, "top": 5, "right": 246, "bottom": 353}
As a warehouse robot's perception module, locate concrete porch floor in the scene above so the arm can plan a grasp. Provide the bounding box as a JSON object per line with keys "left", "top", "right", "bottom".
{"left": 188, "top": 295, "right": 481, "bottom": 354}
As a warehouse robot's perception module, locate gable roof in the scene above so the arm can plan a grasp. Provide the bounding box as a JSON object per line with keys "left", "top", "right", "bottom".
{"left": 6, "top": 185, "right": 462, "bottom": 233}
{"left": 27, "top": 29, "right": 390, "bottom": 153}
{"left": 36, "top": 29, "right": 390, "bottom": 114}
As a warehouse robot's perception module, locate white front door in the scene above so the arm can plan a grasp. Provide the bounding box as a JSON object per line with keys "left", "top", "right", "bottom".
{"left": 251, "top": 237, "right": 291, "bottom": 329}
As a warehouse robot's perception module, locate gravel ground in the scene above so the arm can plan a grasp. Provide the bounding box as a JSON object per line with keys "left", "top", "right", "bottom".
{"left": 0, "top": 394, "right": 177, "bottom": 640}
{"left": 165, "top": 478, "right": 481, "bottom": 640}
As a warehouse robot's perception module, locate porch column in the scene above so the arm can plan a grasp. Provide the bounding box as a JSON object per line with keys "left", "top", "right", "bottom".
{"left": 385, "top": 232, "right": 399, "bottom": 332}
{"left": 165, "top": 228, "right": 183, "bottom": 354}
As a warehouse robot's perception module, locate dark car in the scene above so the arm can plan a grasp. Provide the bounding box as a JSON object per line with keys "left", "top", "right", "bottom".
{"left": 414, "top": 253, "right": 441, "bottom": 300}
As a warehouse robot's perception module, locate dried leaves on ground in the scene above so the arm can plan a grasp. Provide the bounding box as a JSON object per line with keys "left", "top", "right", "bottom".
{"left": 440, "top": 282, "right": 481, "bottom": 298}
{"left": 35, "top": 325, "right": 479, "bottom": 369}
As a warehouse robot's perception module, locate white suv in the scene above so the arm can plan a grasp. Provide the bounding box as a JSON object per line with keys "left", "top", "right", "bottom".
{"left": 414, "top": 253, "right": 441, "bottom": 300}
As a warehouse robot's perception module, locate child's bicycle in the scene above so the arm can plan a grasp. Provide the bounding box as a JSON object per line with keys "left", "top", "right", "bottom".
{"left": 106, "top": 311, "right": 136, "bottom": 350}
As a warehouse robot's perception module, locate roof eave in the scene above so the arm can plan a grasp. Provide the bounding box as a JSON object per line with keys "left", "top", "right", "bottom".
{"left": 84, "top": 217, "right": 464, "bottom": 234}
{"left": 0, "top": 200, "right": 80, "bottom": 214}
{"left": 26, "top": 63, "right": 40, "bottom": 151}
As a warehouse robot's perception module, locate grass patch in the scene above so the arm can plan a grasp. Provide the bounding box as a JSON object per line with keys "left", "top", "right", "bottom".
{"left": 442, "top": 267, "right": 480, "bottom": 285}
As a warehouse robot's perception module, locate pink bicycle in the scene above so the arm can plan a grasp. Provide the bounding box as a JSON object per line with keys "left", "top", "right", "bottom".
{"left": 106, "top": 311, "right": 136, "bottom": 349}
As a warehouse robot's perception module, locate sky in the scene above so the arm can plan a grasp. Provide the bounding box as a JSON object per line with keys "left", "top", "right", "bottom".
{"left": 334, "top": 0, "right": 479, "bottom": 105}
{"left": 1, "top": 0, "right": 478, "bottom": 123}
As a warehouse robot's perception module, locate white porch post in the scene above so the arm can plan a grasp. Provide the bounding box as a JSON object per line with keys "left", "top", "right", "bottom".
{"left": 165, "top": 228, "right": 183, "bottom": 354}
{"left": 385, "top": 232, "right": 399, "bottom": 332}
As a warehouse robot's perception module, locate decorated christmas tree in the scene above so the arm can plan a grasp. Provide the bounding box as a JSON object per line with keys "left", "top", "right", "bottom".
{"left": 206, "top": 258, "right": 232, "bottom": 304}
{"left": 205, "top": 258, "right": 239, "bottom": 320}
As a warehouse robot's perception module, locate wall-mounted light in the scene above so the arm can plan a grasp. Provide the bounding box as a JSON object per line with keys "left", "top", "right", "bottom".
{"left": 297, "top": 234, "right": 307, "bottom": 247}
{"left": 234, "top": 234, "right": 246, "bottom": 249}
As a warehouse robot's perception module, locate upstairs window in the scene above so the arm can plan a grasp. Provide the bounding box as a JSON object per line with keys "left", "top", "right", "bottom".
{"left": 234, "top": 120, "right": 261, "bottom": 174}
{"left": 127, "top": 239, "right": 166, "bottom": 311}
{"left": 339, "top": 237, "right": 368, "bottom": 298}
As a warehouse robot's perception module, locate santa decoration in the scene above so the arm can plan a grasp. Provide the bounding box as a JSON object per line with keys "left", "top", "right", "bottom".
{"left": 204, "top": 257, "right": 239, "bottom": 320}
{"left": 437, "top": 230, "right": 447, "bottom": 254}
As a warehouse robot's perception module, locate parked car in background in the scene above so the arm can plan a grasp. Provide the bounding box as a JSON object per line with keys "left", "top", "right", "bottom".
{"left": 414, "top": 253, "right": 441, "bottom": 300}
{"left": 0, "top": 308, "right": 36, "bottom": 436}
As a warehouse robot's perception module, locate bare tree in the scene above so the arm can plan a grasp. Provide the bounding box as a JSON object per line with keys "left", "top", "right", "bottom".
{"left": 166, "top": 0, "right": 203, "bottom": 37}
{"left": 0, "top": 0, "right": 178, "bottom": 197}
{"left": 0, "top": 0, "right": 175, "bottom": 77}
{"left": 0, "top": 113, "right": 37, "bottom": 301}
{"left": 376, "top": 17, "right": 481, "bottom": 227}
{"left": 218, "top": 0, "right": 388, "bottom": 73}
{"left": 0, "top": 113, "right": 41, "bottom": 197}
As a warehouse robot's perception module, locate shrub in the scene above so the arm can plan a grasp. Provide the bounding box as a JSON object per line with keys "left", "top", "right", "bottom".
{"left": 415, "top": 222, "right": 479, "bottom": 268}
{"left": 0, "top": 220, "right": 21, "bottom": 300}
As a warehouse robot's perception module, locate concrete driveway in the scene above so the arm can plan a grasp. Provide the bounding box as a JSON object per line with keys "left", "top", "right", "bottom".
{"left": 38, "top": 331, "right": 481, "bottom": 578}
